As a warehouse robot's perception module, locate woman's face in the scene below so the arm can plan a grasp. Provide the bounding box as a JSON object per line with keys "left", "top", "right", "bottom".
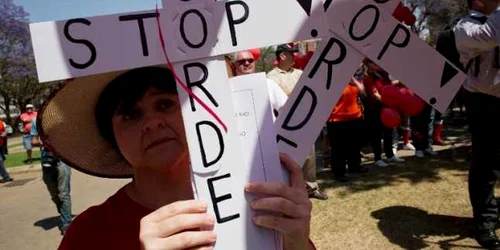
{"left": 112, "top": 87, "right": 188, "bottom": 172}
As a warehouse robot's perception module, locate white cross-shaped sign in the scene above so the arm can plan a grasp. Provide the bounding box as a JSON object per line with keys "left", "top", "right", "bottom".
{"left": 29, "top": 0, "right": 466, "bottom": 249}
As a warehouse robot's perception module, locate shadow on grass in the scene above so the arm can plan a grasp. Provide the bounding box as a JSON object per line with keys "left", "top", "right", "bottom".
{"left": 317, "top": 145, "right": 471, "bottom": 196}
{"left": 371, "top": 206, "right": 479, "bottom": 250}
{"left": 316, "top": 115, "right": 473, "bottom": 195}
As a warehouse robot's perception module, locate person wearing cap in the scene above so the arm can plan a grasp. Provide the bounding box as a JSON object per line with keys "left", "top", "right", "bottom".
{"left": 233, "top": 50, "right": 288, "bottom": 117}
{"left": 20, "top": 104, "right": 37, "bottom": 164}
{"left": 267, "top": 44, "right": 303, "bottom": 96}
{"left": 39, "top": 66, "right": 316, "bottom": 250}
{"left": 31, "top": 117, "right": 72, "bottom": 235}
{"left": 267, "top": 44, "right": 328, "bottom": 201}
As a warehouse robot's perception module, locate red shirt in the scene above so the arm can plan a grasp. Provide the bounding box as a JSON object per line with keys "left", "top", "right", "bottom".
{"left": 59, "top": 186, "right": 318, "bottom": 250}
{"left": 20, "top": 111, "right": 37, "bottom": 134}
{"left": 0, "top": 122, "right": 5, "bottom": 147}
{"left": 59, "top": 185, "right": 150, "bottom": 250}
{"left": 363, "top": 73, "right": 391, "bottom": 110}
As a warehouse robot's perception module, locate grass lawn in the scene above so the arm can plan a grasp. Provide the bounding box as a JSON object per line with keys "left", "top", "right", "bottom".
{"left": 7, "top": 142, "right": 23, "bottom": 148}
{"left": 4, "top": 150, "right": 41, "bottom": 168}
{"left": 308, "top": 116, "right": 489, "bottom": 249}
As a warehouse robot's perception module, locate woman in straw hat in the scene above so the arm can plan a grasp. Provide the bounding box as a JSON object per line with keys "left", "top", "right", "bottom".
{"left": 38, "top": 66, "right": 314, "bottom": 250}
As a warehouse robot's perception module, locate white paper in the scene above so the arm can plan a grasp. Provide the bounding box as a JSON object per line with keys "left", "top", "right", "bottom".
{"left": 174, "top": 58, "right": 284, "bottom": 250}
{"left": 230, "top": 73, "right": 287, "bottom": 185}
{"left": 230, "top": 73, "right": 288, "bottom": 250}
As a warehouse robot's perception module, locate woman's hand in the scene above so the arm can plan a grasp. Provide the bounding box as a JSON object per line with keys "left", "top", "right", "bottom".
{"left": 139, "top": 200, "right": 217, "bottom": 250}
{"left": 245, "top": 153, "right": 313, "bottom": 250}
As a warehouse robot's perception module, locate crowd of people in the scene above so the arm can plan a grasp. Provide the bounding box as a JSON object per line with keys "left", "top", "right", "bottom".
{"left": 0, "top": 104, "right": 72, "bottom": 236}
{"left": 226, "top": 45, "right": 446, "bottom": 187}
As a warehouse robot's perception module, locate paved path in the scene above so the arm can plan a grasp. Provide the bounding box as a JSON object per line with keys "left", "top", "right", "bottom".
{"left": 0, "top": 170, "right": 128, "bottom": 250}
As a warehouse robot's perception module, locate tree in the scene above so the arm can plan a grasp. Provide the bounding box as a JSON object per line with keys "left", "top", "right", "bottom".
{"left": 0, "top": 0, "right": 58, "bottom": 125}
{"left": 255, "top": 46, "right": 277, "bottom": 73}
{"left": 404, "top": 0, "right": 468, "bottom": 44}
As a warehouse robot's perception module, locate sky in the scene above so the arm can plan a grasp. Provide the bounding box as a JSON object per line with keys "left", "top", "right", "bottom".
{"left": 13, "top": 0, "right": 162, "bottom": 23}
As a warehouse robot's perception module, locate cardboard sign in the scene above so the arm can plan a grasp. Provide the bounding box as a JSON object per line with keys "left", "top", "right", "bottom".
{"left": 29, "top": 0, "right": 327, "bottom": 82}
{"left": 230, "top": 73, "right": 288, "bottom": 250}
{"left": 275, "top": 35, "right": 364, "bottom": 166}
{"left": 230, "top": 73, "right": 287, "bottom": 185}
{"left": 173, "top": 57, "right": 248, "bottom": 249}
{"left": 325, "top": 0, "right": 466, "bottom": 113}
{"left": 174, "top": 58, "right": 286, "bottom": 249}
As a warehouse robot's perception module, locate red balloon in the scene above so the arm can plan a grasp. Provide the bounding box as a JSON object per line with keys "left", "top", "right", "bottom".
{"left": 249, "top": 48, "right": 261, "bottom": 61}
{"left": 294, "top": 56, "right": 306, "bottom": 70}
{"left": 399, "top": 95, "right": 425, "bottom": 116}
{"left": 399, "top": 87, "right": 414, "bottom": 97}
{"left": 401, "top": 6, "right": 416, "bottom": 25}
{"left": 392, "top": 3, "right": 416, "bottom": 26}
{"left": 392, "top": 2, "right": 405, "bottom": 22}
{"left": 381, "top": 85, "right": 402, "bottom": 108}
{"left": 381, "top": 108, "right": 401, "bottom": 128}
{"left": 406, "top": 14, "right": 416, "bottom": 26}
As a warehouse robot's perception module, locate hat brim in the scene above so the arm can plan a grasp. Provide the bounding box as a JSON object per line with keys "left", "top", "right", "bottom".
{"left": 38, "top": 70, "right": 134, "bottom": 179}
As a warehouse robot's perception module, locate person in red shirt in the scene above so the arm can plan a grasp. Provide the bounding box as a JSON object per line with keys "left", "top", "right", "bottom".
{"left": 362, "top": 59, "right": 405, "bottom": 167}
{"left": 38, "top": 66, "right": 316, "bottom": 250}
{"left": 0, "top": 121, "right": 13, "bottom": 182}
{"left": 19, "top": 104, "right": 37, "bottom": 164}
{"left": 327, "top": 77, "right": 368, "bottom": 182}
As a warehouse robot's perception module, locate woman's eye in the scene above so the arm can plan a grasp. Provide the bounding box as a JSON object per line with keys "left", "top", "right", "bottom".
{"left": 122, "top": 110, "right": 141, "bottom": 121}
{"left": 159, "top": 100, "right": 174, "bottom": 111}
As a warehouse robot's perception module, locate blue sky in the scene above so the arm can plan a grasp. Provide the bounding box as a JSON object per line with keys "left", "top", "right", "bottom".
{"left": 13, "top": 0, "right": 162, "bottom": 23}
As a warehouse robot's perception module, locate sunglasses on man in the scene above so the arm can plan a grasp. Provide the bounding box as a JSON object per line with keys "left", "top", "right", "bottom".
{"left": 236, "top": 58, "right": 255, "bottom": 65}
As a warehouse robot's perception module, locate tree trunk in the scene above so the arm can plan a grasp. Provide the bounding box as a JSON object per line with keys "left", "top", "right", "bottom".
{"left": 3, "top": 97, "right": 12, "bottom": 125}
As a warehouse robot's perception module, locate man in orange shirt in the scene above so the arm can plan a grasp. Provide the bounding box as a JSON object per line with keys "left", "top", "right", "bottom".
{"left": 0, "top": 121, "right": 13, "bottom": 183}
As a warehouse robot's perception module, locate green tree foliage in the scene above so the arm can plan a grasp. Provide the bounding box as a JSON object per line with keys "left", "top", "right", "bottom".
{"left": 0, "top": 0, "right": 59, "bottom": 125}
{"left": 404, "top": 0, "right": 468, "bottom": 45}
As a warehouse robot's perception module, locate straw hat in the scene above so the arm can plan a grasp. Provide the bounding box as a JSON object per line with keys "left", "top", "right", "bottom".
{"left": 38, "top": 69, "right": 134, "bottom": 179}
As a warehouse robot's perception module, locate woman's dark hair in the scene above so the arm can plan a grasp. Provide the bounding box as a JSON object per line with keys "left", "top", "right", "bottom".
{"left": 95, "top": 66, "right": 177, "bottom": 148}
{"left": 467, "top": 0, "right": 472, "bottom": 9}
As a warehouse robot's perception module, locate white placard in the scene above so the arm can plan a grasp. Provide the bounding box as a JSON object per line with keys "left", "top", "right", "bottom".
{"left": 174, "top": 57, "right": 282, "bottom": 250}
{"left": 174, "top": 57, "right": 244, "bottom": 249}
{"left": 215, "top": 0, "right": 328, "bottom": 55}
{"left": 275, "top": 35, "right": 364, "bottom": 166}
{"left": 230, "top": 73, "right": 288, "bottom": 250}
{"left": 30, "top": 10, "right": 165, "bottom": 82}
{"left": 161, "top": 0, "right": 224, "bottom": 62}
{"left": 325, "top": 0, "right": 466, "bottom": 113}
{"left": 230, "top": 73, "right": 287, "bottom": 185}
{"left": 29, "top": 0, "right": 327, "bottom": 82}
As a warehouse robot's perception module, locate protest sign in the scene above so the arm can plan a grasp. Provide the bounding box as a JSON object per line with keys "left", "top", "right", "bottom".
{"left": 174, "top": 57, "right": 282, "bottom": 249}
{"left": 325, "top": 0, "right": 465, "bottom": 113}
